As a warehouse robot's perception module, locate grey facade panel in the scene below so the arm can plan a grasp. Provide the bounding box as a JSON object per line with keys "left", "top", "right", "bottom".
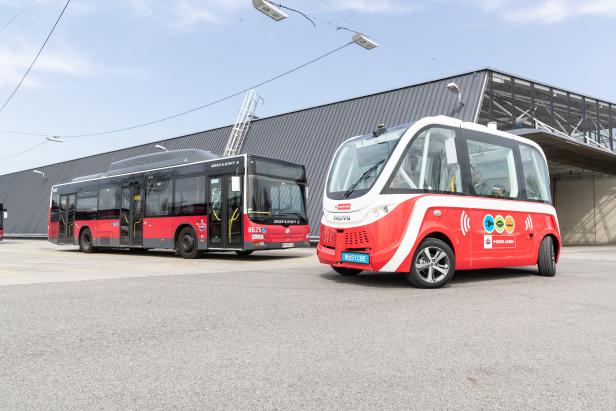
{"left": 0, "top": 70, "right": 487, "bottom": 237}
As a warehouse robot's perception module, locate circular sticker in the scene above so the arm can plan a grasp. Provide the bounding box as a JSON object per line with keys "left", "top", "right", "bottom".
{"left": 261, "top": 227, "right": 267, "bottom": 234}
{"left": 483, "top": 214, "right": 495, "bottom": 233}
{"left": 505, "top": 215, "right": 515, "bottom": 233}
{"left": 494, "top": 215, "right": 506, "bottom": 234}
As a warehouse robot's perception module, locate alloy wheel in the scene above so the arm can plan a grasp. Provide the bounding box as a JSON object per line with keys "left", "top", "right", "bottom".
{"left": 414, "top": 246, "right": 450, "bottom": 284}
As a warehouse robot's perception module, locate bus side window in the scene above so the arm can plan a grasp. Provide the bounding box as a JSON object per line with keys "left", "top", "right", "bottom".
{"left": 50, "top": 192, "right": 60, "bottom": 222}
{"left": 520, "top": 144, "right": 551, "bottom": 202}
{"left": 99, "top": 186, "right": 119, "bottom": 219}
{"left": 466, "top": 139, "right": 518, "bottom": 198}
{"left": 146, "top": 178, "right": 172, "bottom": 217}
{"left": 388, "top": 127, "right": 462, "bottom": 193}
{"left": 76, "top": 191, "right": 98, "bottom": 220}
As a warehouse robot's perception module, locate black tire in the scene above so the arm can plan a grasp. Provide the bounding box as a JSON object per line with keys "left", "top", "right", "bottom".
{"left": 332, "top": 266, "right": 362, "bottom": 276}
{"left": 177, "top": 227, "right": 201, "bottom": 259}
{"left": 79, "top": 229, "right": 97, "bottom": 253}
{"left": 406, "top": 238, "right": 455, "bottom": 288}
{"left": 235, "top": 250, "right": 254, "bottom": 256}
{"left": 537, "top": 236, "right": 557, "bottom": 277}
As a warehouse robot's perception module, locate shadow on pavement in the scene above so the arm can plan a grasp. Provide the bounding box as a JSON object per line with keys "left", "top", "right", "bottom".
{"left": 56, "top": 247, "right": 306, "bottom": 262}
{"left": 320, "top": 266, "right": 537, "bottom": 288}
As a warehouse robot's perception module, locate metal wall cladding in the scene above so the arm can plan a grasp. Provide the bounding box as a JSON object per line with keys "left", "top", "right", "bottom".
{"left": 0, "top": 71, "right": 487, "bottom": 237}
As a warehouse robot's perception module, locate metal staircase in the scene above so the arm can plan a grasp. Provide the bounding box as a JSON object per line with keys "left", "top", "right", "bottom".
{"left": 223, "top": 90, "right": 263, "bottom": 157}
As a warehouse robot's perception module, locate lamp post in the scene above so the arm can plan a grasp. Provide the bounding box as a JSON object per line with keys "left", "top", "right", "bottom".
{"left": 154, "top": 144, "right": 168, "bottom": 152}
{"left": 33, "top": 169, "right": 45, "bottom": 178}
{"left": 446, "top": 82, "right": 463, "bottom": 105}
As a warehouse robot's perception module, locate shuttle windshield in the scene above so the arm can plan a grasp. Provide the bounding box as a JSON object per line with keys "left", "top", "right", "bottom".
{"left": 327, "top": 125, "right": 409, "bottom": 200}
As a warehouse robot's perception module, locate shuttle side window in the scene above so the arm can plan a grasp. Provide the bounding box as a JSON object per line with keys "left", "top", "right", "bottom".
{"left": 520, "top": 144, "right": 551, "bottom": 203}
{"left": 388, "top": 127, "right": 462, "bottom": 193}
{"left": 466, "top": 139, "right": 518, "bottom": 199}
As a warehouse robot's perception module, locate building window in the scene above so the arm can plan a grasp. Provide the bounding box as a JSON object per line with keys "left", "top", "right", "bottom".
{"left": 491, "top": 73, "right": 514, "bottom": 130}
{"left": 388, "top": 127, "right": 462, "bottom": 193}
{"left": 146, "top": 179, "right": 172, "bottom": 217}
{"left": 520, "top": 145, "right": 551, "bottom": 203}
{"left": 513, "top": 79, "right": 533, "bottom": 128}
{"left": 174, "top": 176, "right": 206, "bottom": 216}
{"left": 467, "top": 139, "right": 518, "bottom": 198}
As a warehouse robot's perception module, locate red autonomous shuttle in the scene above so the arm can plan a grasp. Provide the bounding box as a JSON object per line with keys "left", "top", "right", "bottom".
{"left": 49, "top": 150, "right": 310, "bottom": 257}
{"left": 318, "top": 116, "right": 561, "bottom": 288}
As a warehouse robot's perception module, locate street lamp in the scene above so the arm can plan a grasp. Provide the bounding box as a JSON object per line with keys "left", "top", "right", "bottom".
{"left": 446, "top": 82, "right": 463, "bottom": 105}
{"left": 46, "top": 136, "right": 64, "bottom": 143}
{"left": 33, "top": 169, "right": 45, "bottom": 178}
{"left": 252, "top": 0, "right": 288, "bottom": 21}
{"left": 352, "top": 33, "right": 378, "bottom": 50}
{"left": 154, "top": 144, "right": 168, "bottom": 152}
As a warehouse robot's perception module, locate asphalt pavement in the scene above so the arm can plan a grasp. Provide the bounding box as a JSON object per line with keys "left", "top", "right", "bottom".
{"left": 1, "top": 240, "right": 615, "bottom": 410}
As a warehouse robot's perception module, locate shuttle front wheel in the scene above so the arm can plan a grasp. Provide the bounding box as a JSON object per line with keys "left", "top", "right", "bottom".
{"left": 407, "top": 238, "right": 455, "bottom": 288}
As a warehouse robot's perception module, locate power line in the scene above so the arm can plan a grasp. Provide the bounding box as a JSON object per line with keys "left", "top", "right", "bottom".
{"left": 0, "top": 0, "right": 71, "bottom": 114}
{"left": 0, "top": 41, "right": 354, "bottom": 139}
{"left": 0, "top": 0, "right": 36, "bottom": 34}
{"left": 0, "top": 141, "right": 47, "bottom": 162}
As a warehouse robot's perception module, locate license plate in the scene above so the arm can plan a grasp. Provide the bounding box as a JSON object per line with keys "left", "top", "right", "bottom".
{"left": 341, "top": 252, "right": 370, "bottom": 265}
{"left": 282, "top": 242, "right": 294, "bottom": 248}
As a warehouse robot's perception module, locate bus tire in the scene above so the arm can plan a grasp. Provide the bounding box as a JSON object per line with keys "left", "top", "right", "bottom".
{"left": 79, "top": 229, "right": 97, "bottom": 253}
{"left": 177, "top": 227, "right": 201, "bottom": 259}
{"left": 407, "top": 238, "right": 455, "bottom": 288}
{"left": 332, "top": 266, "right": 362, "bottom": 276}
{"left": 537, "top": 236, "right": 557, "bottom": 277}
{"left": 235, "top": 250, "right": 253, "bottom": 256}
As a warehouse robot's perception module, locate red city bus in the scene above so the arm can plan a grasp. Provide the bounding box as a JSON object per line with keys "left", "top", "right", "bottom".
{"left": 317, "top": 116, "right": 560, "bottom": 288}
{"left": 48, "top": 150, "right": 310, "bottom": 257}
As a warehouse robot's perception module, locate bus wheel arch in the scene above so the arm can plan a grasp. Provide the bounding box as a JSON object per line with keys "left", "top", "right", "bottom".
{"left": 175, "top": 224, "right": 201, "bottom": 259}
{"left": 78, "top": 227, "right": 97, "bottom": 253}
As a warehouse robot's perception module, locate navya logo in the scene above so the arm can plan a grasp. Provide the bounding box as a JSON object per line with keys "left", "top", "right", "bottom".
{"left": 333, "top": 215, "right": 351, "bottom": 222}
{"left": 335, "top": 203, "right": 351, "bottom": 211}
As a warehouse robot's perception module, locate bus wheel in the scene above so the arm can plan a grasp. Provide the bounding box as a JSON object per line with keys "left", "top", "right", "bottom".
{"left": 332, "top": 266, "right": 362, "bottom": 276}
{"left": 537, "top": 236, "right": 557, "bottom": 277}
{"left": 79, "top": 229, "right": 97, "bottom": 253}
{"left": 407, "top": 238, "right": 455, "bottom": 288}
{"left": 235, "top": 250, "right": 253, "bottom": 256}
{"left": 177, "top": 227, "right": 201, "bottom": 259}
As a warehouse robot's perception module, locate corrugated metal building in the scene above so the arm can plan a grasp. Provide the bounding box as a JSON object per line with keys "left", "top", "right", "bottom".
{"left": 2, "top": 68, "right": 616, "bottom": 243}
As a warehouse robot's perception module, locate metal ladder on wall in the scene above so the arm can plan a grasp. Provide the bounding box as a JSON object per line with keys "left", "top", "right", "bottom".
{"left": 223, "top": 90, "right": 263, "bottom": 157}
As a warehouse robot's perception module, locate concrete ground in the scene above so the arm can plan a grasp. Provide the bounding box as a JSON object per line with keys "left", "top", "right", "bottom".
{"left": 0, "top": 240, "right": 615, "bottom": 410}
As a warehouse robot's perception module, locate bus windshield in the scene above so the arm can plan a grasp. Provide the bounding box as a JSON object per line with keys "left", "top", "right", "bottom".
{"left": 248, "top": 176, "right": 307, "bottom": 225}
{"left": 327, "top": 124, "right": 409, "bottom": 199}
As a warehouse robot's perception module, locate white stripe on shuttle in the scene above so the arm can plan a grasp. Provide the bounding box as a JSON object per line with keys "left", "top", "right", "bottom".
{"left": 379, "top": 196, "right": 558, "bottom": 272}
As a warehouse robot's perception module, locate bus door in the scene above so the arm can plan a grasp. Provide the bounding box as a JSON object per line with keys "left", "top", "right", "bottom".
{"left": 120, "top": 185, "right": 145, "bottom": 247}
{"left": 208, "top": 175, "right": 243, "bottom": 249}
{"left": 58, "top": 194, "right": 76, "bottom": 244}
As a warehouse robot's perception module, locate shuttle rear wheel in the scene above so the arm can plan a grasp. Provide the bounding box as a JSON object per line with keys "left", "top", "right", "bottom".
{"left": 537, "top": 236, "right": 557, "bottom": 277}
